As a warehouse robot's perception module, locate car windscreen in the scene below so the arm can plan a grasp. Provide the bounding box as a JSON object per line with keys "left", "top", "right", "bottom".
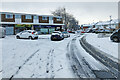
{"left": 53, "top": 32, "right": 59, "bottom": 33}
{"left": 114, "top": 29, "right": 118, "bottom": 33}
{"left": 62, "top": 32, "right": 68, "bottom": 34}
{"left": 28, "top": 31, "right": 32, "bottom": 33}
{"left": 28, "top": 31, "right": 36, "bottom": 33}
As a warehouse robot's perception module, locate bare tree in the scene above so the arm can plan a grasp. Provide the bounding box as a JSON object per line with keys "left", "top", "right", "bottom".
{"left": 51, "top": 7, "right": 79, "bottom": 31}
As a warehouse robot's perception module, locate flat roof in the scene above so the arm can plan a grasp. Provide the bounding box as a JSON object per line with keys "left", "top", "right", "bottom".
{"left": 0, "top": 12, "right": 62, "bottom": 18}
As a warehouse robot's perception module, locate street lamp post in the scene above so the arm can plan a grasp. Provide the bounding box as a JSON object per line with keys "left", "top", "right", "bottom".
{"left": 63, "top": 8, "right": 67, "bottom": 31}
{"left": 110, "top": 15, "right": 112, "bottom": 31}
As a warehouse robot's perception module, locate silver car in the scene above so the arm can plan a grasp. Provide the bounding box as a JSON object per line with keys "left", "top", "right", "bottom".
{"left": 16, "top": 30, "right": 38, "bottom": 40}
{"left": 62, "top": 31, "right": 70, "bottom": 38}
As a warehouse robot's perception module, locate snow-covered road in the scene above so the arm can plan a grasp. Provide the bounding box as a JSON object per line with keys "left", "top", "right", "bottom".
{"left": 1, "top": 33, "right": 119, "bottom": 79}
{"left": 1, "top": 34, "right": 76, "bottom": 78}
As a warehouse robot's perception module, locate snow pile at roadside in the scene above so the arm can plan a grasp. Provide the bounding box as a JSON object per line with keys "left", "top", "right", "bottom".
{"left": 75, "top": 36, "right": 108, "bottom": 71}
{"left": 85, "top": 33, "right": 119, "bottom": 61}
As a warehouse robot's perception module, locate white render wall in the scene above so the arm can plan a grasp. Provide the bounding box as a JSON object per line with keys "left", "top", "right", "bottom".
{"left": 33, "top": 16, "right": 39, "bottom": 24}
{"left": 49, "top": 16, "right": 53, "bottom": 24}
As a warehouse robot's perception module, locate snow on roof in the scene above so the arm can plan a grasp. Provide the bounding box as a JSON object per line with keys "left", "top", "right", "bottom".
{"left": 82, "top": 22, "right": 97, "bottom": 27}
{"left": 99, "top": 26, "right": 104, "bottom": 29}
{"left": 92, "top": 27, "right": 98, "bottom": 29}
{"left": 90, "top": 22, "right": 98, "bottom": 25}
{"left": 96, "top": 19, "right": 118, "bottom": 25}
{"left": 82, "top": 24, "right": 93, "bottom": 27}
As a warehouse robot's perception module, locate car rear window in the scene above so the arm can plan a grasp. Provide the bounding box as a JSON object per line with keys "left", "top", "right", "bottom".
{"left": 62, "top": 32, "right": 68, "bottom": 34}
{"left": 27, "top": 31, "right": 36, "bottom": 33}
{"left": 33, "top": 31, "right": 36, "bottom": 33}
{"left": 53, "top": 32, "right": 59, "bottom": 33}
{"left": 28, "top": 31, "right": 31, "bottom": 33}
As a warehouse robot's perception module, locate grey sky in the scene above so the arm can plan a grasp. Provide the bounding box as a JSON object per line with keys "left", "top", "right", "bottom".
{"left": 0, "top": 2, "right": 118, "bottom": 24}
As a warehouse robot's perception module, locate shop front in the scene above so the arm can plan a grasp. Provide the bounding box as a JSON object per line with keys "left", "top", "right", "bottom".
{"left": 33, "top": 25, "right": 62, "bottom": 34}
{"left": 15, "top": 24, "right": 32, "bottom": 34}
{"left": 2, "top": 24, "right": 15, "bottom": 35}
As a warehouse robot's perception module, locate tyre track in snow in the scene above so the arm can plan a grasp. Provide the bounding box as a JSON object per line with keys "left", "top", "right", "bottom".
{"left": 68, "top": 36, "right": 96, "bottom": 78}
{"left": 46, "top": 49, "right": 55, "bottom": 78}
{"left": 9, "top": 49, "right": 40, "bottom": 80}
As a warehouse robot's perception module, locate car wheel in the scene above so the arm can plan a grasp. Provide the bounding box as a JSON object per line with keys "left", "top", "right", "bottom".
{"left": 29, "top": 36, "right": 33, "bottom": 40}
{"left": 16, "top": 36, "right": 20, "bottom": 39}
{"left": 51, "top": 38, "right": 53, "bottom": 41}
{"left": 113, "top": 37, "right": 119, "bottom": 42}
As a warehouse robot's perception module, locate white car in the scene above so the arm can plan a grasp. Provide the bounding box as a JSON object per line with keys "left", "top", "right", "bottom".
{"left": 0, "top": 27, "right": 5, "bottom": 38}
{"left": 62, "top": 31, "right": 70, "bottom": 38}
{"left": 16, "top": 30, "right": 38, "bottom": 39}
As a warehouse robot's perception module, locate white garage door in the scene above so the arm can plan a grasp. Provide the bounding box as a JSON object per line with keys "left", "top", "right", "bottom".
{"left": 6, "top": 27, "right": 14, "bottom": 35}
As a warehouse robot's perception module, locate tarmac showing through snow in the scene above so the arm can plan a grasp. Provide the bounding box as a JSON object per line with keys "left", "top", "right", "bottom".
{"left": 67, "top": 36, "right": 96, "bottom": 78}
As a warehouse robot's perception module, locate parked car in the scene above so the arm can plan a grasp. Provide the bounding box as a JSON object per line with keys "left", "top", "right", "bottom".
{"left": 110, "top": 29, "right": 120, "bottom": 42}
{"left": 101, "top": 29, "right": 111, "bottom": 32}
{"left": 16, "top": 30, "right": 38, "bottom": 40}
{"left": 68, "top": 30, "right": 75, "bottom": 34}
{"left": 0, "top": 27, "right": 5, "bottom": 38}
{"left": 51, "top": 31, "right": 64, "bottom": 41}
{"left": 62, "top": 31, "right": 70, "bottom": 38}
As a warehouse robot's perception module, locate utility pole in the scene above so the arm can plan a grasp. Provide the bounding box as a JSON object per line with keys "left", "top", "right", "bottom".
{"left": 110, "top": 15, "right": 112, "bottom": 30}
{"left": 63, "top": 8, "right": 67, "bottom": 31}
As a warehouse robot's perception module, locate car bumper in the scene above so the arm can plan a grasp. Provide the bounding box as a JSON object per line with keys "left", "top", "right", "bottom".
{"left": 51, "top": 36, "right": 63, "bottom": 40}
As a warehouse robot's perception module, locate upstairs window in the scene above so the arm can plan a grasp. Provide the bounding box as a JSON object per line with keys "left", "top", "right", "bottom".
{"left": 25, "top": 15, "right": 32, "bottom": 19}
{"left": 42, "top": 16, "right": 48, "bottom": 20}
{"left": 15, "top": 14, "right": 21, "bottom": 18}
{"left": 56, "top": 18, "right": 62, "bottom": 21}
{"left": 6, "top": 14, "right": 13, "bottom": 19}
{"left": 34, "top": 16, "right": 38, "bottom": 19}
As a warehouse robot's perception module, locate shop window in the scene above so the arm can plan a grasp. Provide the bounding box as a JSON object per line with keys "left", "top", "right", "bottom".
{"left": 49, "top": 28, "right": 55, "bottom": 34}
{"left": 25, "top": 15, "right": 32, "bottom": 19}
{"left": 41, "top": 28, "right": 48, "bottom": 34}
{"left": 6, "top": 14, "right": 13, "bottom": 19}
{"left": 42, "top": 16, "right": 48, "bottom": 20}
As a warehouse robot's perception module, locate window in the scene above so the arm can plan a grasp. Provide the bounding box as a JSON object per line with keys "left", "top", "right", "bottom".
{"left": 15, "top": 14, "right": 21, "bottom": 18}
{"left": 34, "top": 16, "right": 38, "bottom": 19}
{"left": 25, "top": 15, "right": 32, "bottom": 19}
{"left": 42, "top": 16, "right": 48, "bottom": 20}
{"left": 6, "top": 14, "right": 13, "bottom": 19}
{"left": 56, "top": 18, "right": 62, "bottom": 21}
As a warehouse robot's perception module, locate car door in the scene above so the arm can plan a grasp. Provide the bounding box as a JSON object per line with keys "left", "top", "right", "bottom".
{"left": 20, "top": 31, "right": 27, "bottom": 38}
{"left": 118, "top": 29, "right": 120, "bottom": 39}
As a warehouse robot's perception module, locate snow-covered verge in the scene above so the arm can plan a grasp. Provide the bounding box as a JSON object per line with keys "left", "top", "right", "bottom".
{"left": 2, "top": 34, "right": 76, "bottom": 78}
{"left": 85, "top": 33, "right": 119, "bottom": 62}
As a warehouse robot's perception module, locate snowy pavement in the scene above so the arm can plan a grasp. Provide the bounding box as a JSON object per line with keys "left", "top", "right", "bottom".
{"left": 1, "top": 34, "right": 76, "bottom": 78}
{"left": 85, "top": 33, "right": 119, "bottom": 62}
